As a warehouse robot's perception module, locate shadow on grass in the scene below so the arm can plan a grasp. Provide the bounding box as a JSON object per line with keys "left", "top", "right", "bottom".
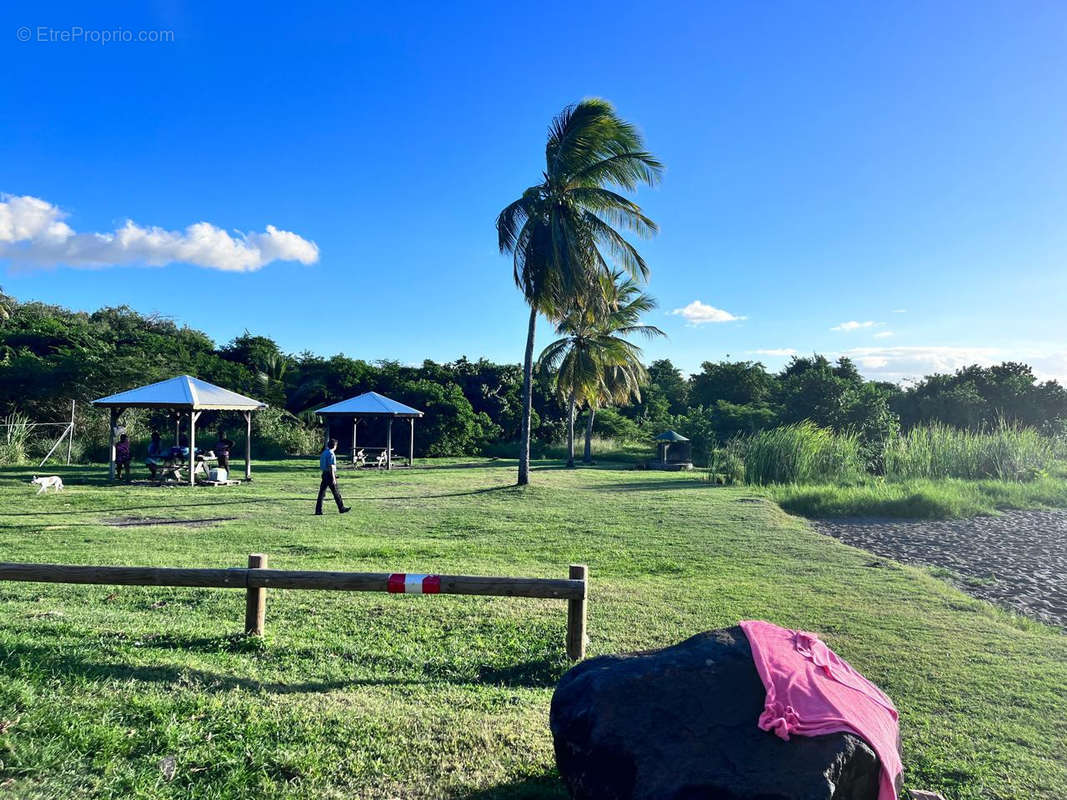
{"left": 0, "top": 497, "right": 278, "bottom": 517}
{"left": 356, "top": 484, "right": 516, "bottom": 501}
{"left": 597, "top": 478, "right": 711, "bottom": 492}
{"left": 415, "top": 460, "right": 512, "bottom": 471}
{"left": 0, "top": 638, "right": 567, "bottom": 694}
{"left": 452, "top": 774, "right": 566, "bottom": 800}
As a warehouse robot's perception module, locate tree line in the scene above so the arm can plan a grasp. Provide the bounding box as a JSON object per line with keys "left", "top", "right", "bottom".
{"left": 0, "top": 291, "right": 1064, "bottom": 467}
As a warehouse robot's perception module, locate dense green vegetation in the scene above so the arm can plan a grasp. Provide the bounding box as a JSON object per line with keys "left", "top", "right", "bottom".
{"left": 2, "top": 291, "right": 1065, "bottom": 473}
{"left": 0, "top": 461, "right": 1063, "bottom": 799}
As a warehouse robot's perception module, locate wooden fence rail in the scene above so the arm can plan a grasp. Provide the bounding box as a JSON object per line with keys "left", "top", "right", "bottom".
{"left": 0, "top": 557, "right": 590, "bottom": 659}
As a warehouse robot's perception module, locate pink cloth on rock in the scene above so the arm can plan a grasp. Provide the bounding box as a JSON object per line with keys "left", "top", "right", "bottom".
{"left": 739, "top": 620, "right": 902, "bottom": 800}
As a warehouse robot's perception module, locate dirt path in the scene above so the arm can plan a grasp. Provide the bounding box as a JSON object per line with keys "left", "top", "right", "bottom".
{"left": 812, "top": 510, "right": 1067, "bottom": 629}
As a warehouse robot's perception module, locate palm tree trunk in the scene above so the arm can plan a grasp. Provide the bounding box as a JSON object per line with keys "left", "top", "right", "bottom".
{"left": 567, "top": 393, "right": 576, "bottom": 468}
{"left": 583, "top": 407, "right": 596, "bottom": 463}
{"left": 517, "top": 306, "right": 537, "bottom": 486}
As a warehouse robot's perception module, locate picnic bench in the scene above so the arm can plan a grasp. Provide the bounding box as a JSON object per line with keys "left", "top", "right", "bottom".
{"left": 346, "top": 446, "right": 401, "bottom": 469}
{"left": 153, "top": 451, "right": 221, "bottom": 485}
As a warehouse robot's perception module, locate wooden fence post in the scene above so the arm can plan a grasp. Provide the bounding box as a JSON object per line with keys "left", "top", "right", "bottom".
{"left": 245, "top": 553, "right": 267, "bottom": 635}
{"left": 566, "top": 564, "right": 588, "bottom": 660}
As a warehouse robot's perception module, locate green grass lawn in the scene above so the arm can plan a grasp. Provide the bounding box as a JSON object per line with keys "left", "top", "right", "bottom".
{"left": 0, "top": 460, "right": 1064, "bottom": 799}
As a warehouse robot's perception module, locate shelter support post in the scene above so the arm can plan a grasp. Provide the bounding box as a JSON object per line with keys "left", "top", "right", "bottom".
{"left": 244, "top": 410, "right": 252, "bottom": 480}
{"left": 189, "top": 410, "right": 201, "bottom": 486}
{"left": 352, "top": 418, "right": 358, "bottom": 464}
{"left": 409, "top": 418, "right": 414, "bottom": 466}
{"left": 174, "top": 414, "right": 180, "bottom": 447}
{"left": 108, "top": 408, "right": 118, "bottom": 481}
{"left": 386, "top": 418, "right": 393, "bottom": 470}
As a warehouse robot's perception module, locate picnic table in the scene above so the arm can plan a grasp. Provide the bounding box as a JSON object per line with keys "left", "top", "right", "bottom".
{"left": 154, "top": 452, "right": 217, "bottom": 485}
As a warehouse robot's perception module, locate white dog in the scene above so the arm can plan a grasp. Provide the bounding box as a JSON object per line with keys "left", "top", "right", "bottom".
{"left": 31, "top": 475, "right": 64, "bottom": 494}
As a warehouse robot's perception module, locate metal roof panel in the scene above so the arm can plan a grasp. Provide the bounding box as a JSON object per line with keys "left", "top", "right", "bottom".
{"left": 92, "top": 375, "right": 266, "bottom": 410}
{"left": 315, "top": 391, "right": 423, "bottom": 417}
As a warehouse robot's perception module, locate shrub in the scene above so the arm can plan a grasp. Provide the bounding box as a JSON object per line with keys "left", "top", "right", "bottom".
{"left": 0, "top": 412, "right": 33, "bottom": 465}
{"left": 250, "top": 407, "right": 320, "bottom": 458}
{"left": 396, "top": 379, "right": 500, "bottom": 456}
{"left": 737, "top": 422, "right": 864, "bottom": 485}
{"left": 669, "top": 406, "right": 717, "bottom": 466}
{"left": 591, "top": 407, "right": 641, "bottom": 441}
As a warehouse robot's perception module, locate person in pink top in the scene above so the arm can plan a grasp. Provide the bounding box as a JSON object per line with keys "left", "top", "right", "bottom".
{"left": 740, "top": 619, "right": 903, "bottom": 800}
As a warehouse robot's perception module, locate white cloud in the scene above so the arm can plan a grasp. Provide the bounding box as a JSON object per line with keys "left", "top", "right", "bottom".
{"left": 873, "top": 331, "right": 894, "bottom": 339}
{"left": 844, "top": 346, "right": 1004, "bottom": 382}
{"left": 738, "top": 343, "right": 1067, "bottom": 385}
{"left": 1030, "top": 352, "right": 1067, "bottom": 384}
{"left": 0, "top": 194, "right": 319, "bottom": 272}
{"left": 670, "top": 300, "right": 746, "bottom": 325}
{"left": 831, "top": 320, "right": 882, "bottom": 332}
{"left": 891, "top": 308, "right": 907, "bottom": 314}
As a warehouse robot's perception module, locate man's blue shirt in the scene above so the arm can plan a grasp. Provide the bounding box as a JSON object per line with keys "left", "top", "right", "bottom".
{"left": 320, "top": 448, "right": 336, "bottom": 470}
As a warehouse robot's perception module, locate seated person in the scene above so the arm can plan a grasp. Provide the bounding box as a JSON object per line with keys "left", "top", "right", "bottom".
{"left": 145, "top": 431, "right": 165, "bottom": 479}
{"left": 215, "top": 430, "right": 234, "bottom": 472}
{"left": 114, "top": 434, "right": 132, "bottom": 481}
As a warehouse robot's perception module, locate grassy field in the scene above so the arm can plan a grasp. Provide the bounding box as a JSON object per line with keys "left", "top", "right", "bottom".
{"left": 0, "top": 459, "right": 1064, "bottom": 799}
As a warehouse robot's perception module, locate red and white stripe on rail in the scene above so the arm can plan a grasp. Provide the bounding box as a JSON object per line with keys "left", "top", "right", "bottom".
{"left": 387, "top": 573, "right": 441, "bottom": 594}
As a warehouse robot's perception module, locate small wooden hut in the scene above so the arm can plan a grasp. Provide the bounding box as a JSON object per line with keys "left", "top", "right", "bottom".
{"left": 652, "top": 430, "right": 693, "bottom": 471}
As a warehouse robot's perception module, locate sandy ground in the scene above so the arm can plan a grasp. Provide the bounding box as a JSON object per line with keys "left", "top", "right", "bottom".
{"left": 813, "top": 510, "right": 1066, "bottom": 629}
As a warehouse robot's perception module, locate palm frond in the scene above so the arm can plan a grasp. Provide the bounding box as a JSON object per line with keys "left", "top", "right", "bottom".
{"left": 580, "top": 211, "right": 650, "bottom": 281}
{"left": 572, "top": 151, "right": 663, "bottom": 191}
{"left": 572, "top": 188, "right": 659, "bottom": 238}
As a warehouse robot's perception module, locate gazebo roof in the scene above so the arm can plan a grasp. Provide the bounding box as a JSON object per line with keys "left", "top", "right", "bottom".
{"left": 92, "top": 375, "right": 267, "bottom": 411}
{"left": 315, "top": 391, "right": 424, "bottom": 418}
{"left": 654, "top": 430, "right": 690, "bottom": 442}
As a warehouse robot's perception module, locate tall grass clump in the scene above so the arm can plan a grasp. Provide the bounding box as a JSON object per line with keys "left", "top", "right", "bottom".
{"left": 0, "top": 412, "right": 34, "bottom": 465}
{"left": 738, "top": 422, "right": 864, "bottom": 485}
{"left": 884, "top": 421, "right": 1055, "bottom": 481}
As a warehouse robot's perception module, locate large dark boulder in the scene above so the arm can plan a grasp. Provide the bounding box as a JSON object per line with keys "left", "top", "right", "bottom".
{"left": 550, "top": 626, "right": 882, "bottom": 800}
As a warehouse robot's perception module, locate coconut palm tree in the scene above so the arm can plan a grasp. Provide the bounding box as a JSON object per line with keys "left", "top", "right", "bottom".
{"left": 539, "top": 272, "right": 663, "bottom": 467}
{"left": 580, "top": 274, "right": 663, "bottom": 463}
{"left": 496, "top": 99, "right": 662, "bottom": 485}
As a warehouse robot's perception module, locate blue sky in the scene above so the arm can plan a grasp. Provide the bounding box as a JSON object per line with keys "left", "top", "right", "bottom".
{"left": 3, "top": 1, "right": 1066, "bottom": 382}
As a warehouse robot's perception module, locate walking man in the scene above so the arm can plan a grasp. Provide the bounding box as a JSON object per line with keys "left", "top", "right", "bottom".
{"left": 315, "top": 438, "right": 351, "bottom": 515}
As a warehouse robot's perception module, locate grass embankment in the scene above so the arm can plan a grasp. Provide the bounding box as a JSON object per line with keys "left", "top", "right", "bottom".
{"left": 0, "top": 461, "right": 1064, "bottom": 799}
{"left": 770, "top": 474, "right": 1067, "bottom": 518}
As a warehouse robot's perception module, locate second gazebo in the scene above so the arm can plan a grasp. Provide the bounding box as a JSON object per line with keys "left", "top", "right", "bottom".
{"left": 315, "top": 391, "right": 423, "bottom": 470}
